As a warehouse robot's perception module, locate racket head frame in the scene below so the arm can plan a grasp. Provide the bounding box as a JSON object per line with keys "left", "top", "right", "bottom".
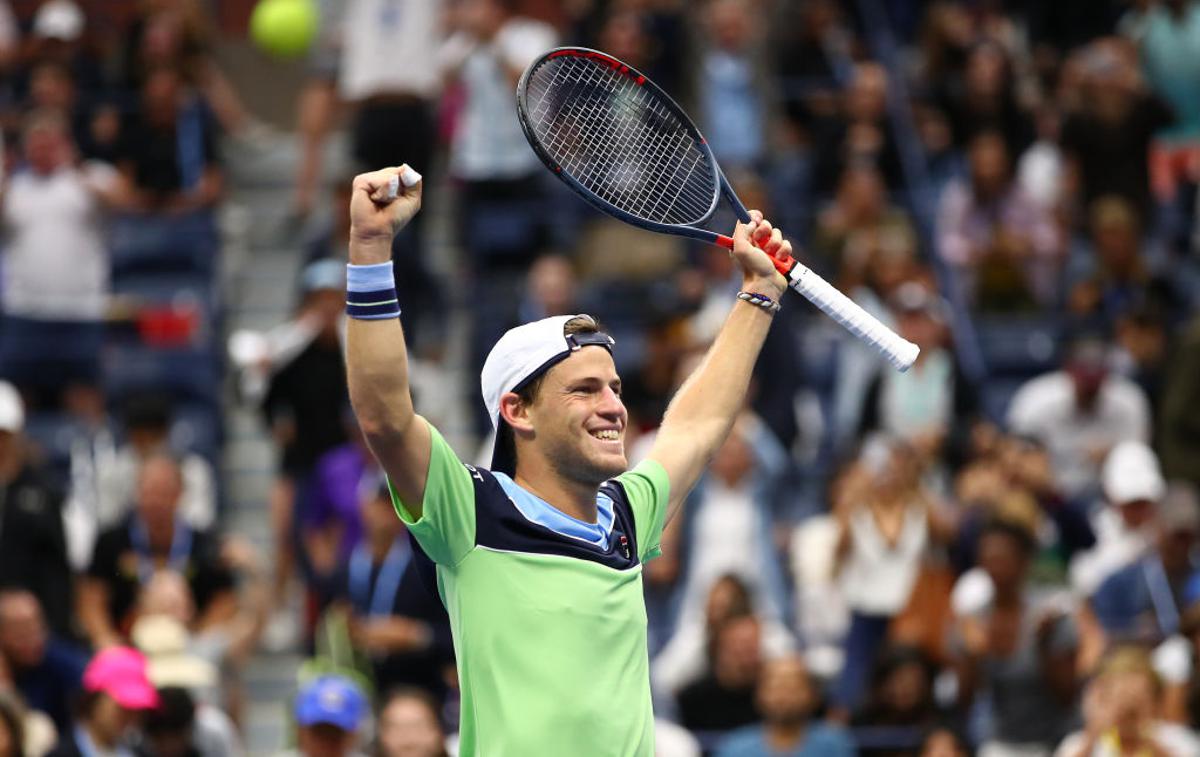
{"left": 516, "top": 47, "right": 755, "bottom": 248}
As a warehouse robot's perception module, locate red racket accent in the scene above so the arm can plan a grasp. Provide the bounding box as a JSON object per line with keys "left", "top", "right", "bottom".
{"left": 714, "top": 234, "right": 798, "bottom": 277}
{"left": 547, "top": 49, "right": 647, "bottom": 85}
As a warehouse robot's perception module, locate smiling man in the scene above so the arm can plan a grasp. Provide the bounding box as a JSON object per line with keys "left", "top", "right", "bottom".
{"left": 343, "top": 165, "right": 792, "bottom": 756}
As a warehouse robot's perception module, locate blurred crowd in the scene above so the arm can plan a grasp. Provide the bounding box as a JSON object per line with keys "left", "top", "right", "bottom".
{"left": 0, "top": 0, "right": 1196, "bottom": 756}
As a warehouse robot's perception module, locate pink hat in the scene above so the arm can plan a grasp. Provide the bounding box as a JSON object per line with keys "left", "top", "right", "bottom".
{"left": 82, "top": 647, "right": 160, "bottom": 710}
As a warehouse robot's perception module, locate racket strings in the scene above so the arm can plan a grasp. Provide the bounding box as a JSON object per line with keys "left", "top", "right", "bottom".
{"left": 524, "top": 56, "right": 717, "bottom": 225}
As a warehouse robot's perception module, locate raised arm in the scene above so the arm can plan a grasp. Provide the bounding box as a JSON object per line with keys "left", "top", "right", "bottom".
{"left": 647, "top": 212, "right": 789, "bottom": 521}
{"left": 344, "top": 166, "right": 433, "bottom": 518}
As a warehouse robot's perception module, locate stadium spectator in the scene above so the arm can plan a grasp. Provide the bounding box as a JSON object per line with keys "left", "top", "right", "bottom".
{"left": 291, "top": 0, "right": 442, "bottom": 218}
{"left": 0, "top": 381, "right": 74, "bottom": 637}
{"left": 1085, "top": 482, "right": 1200, "bottom": 645}
{"left": 1008, "top": 336, "right": 1151, "bottom": 499}
{"left": 1055, "top": 646, "right": 1200, "bottom": 757}
{"left": 47, "top": 646, "right": 160, "bottom": 757}
{"left": 811, "top": 61, "right": 903, "bottom": 193}
{"left": 1121, "top": 0, "right": 1200, "bottom": 203}
{"left": 715, "top": 654, "right": 855, "bottom": 757}
{"left": 696, "top": 0, "right": 768, "bottom": 172}
{"left": 954, "top": 520, "right": 1079, "bottom": 756}
{"left": 24, "top": 60, "right": 116, "bottom": 163}
{"left": 1159, "top": 311, "right": 1200, "bottom": 487}
{"left": 21, "top": 0, "right": 107, "bottom": 98}
{"left": 936, "top": 129, "right": 1063, "bottom": 311}
{"left": 441, "top": 0, "right": 557, "bottom": 417}
{"left": 0, "top": 688, "right": 56, "bottom": 757}
{"left": 852, "top": 646, "right": 944, "bottom": 756}
{"left": 114, "top": 65, "right": 222, "bottom": 214}
{"left": 133, "top": 561, "right": 268, "bottom": 731}
{"left": 335, "top": 484, "right": 452, "bottom": 701}
{"left": 89, "top": 394, "right": 217, "bottom": 532}
{"left": 937, "top": 41, "right": 1035, "bottom": 157}
{"left": 0, "top": 589, "right": 86, "bottom": 737}
{"left": 659, "top": 413, "right": 794, "bottom": 656}
{"left": 1060, "top": 40, "right": 1173, "bottom": 228}
{"left": 118, "top": 0, "right": 253, "bottom": 138}
{"left": 263, "top": 259, "right": 350, "bottom": 617}
{"left": 299, "top": 422, "right": 379, "bottom": 580}
{"left": 676, "top": 613, "right": 763, "bottom": 734}
{"left": 1067, "top": 196, "right": 1156, "bottom": 327}
{"left": 79, "top": 455, "right": 236, "bottom": 649}
{"left": 918, "top": 727, "right": 971, "bottom": 757}
{"left": 811, "top": 162, "right": 916, "bottom": 281}
{"left": 136, "top": 685, "right": 242, "bottom": 757}
{"left": 1069, "top": 441, "right": 1165, "bottom": 596}
{"left": 831, "top": 436, "right": 952, "bottom": 716}
{"left": 858, "top": 281, "right": 964, "bottom": 453}
{"left": 0, "top": 108, "right": 121, "bottom": 407}
{"left": 654, "top": 575, "right": 795, "bottom": 705}
{"left": 373, "top": 687, "right": 448, "bottom": 757}
{"left": 276, "top": 675, "right": 369, "bottom": 757}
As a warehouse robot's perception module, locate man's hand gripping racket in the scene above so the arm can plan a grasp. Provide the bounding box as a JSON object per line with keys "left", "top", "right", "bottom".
{"left": 515, "top": 47, "right": 919, "bottom": 371}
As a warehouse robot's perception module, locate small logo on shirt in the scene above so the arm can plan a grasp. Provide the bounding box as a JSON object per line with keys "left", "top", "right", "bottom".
{"left": 618, "top": 535, "right": 630, "bottom": 559}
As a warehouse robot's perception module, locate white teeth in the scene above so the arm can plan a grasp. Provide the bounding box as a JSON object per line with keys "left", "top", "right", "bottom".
{"left": 592, "top": 430, "right": 619, "bottom": 441}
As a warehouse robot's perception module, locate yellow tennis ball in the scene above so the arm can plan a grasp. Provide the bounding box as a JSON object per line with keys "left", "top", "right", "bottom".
{"left": 249, "top": 0, "right": 318, "bottom": 60}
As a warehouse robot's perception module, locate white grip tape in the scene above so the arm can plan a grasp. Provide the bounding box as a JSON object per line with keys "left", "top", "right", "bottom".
{"left": 382, "top": 168, "right": 421, "bottom": 201}
{"left": 788, "top": 264, "right": 920, "bottom": 372}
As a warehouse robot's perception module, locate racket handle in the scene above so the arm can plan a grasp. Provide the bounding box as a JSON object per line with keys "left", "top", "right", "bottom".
{"left": 787, "top": 263, "right": 919, "bottom": 372}
{"left": 714, "top": 234, "right": 918, "bottom": 371}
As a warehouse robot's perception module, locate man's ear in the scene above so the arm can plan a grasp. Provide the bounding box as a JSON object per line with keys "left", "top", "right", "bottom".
{"left": 499, "top": 392, "right": 534, "bottom": 434}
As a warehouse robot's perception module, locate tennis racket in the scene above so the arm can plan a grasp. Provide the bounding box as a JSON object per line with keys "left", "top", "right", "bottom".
{"left": 513, "top": 47, "right": 919, "bottom": 372}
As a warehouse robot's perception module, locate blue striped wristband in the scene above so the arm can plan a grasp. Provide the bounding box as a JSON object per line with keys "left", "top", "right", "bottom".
{"left": 346, "top": 262, "right": 401, "bottom": 320}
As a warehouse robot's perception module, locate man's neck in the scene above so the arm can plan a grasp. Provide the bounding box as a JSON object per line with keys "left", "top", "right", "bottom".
{"left": 513, "top": 465, "right": 599, "bottom": 524}
{"left": 764, "top": 720, "right": 806, "bottom": 751}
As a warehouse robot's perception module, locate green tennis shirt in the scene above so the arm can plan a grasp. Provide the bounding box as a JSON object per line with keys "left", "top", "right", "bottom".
{"left": 388, "top": 422, "right": 669, "bottom": 756}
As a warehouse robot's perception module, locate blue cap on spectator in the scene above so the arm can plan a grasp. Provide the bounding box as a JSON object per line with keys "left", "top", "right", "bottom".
{"left": 294, "top": 675, "right": 367, "bottom": 732}
{"left": 302, "top": 259, "right": 346, "bottom": 293}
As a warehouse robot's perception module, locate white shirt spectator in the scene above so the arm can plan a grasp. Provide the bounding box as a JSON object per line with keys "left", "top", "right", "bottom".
{"left": 444, "top": 19, "right": 556, "bottom": 180}
{"left": 338, "top": 0, "right": 442, "bottom": 100}
{"left": 2, "top": 162, "right": 117, "bottom": 320}
{"left": 1054, "top": 723, "right": 1200, "bottom": 757}
{"left": 1007, "top": 371, "right": 1151, "bottom": 498}
{"left": 838, "top": 504, "right": 928, "bottom": 615}
{"left": 1069, "top": 505, "right": 1154, "bottom": 597}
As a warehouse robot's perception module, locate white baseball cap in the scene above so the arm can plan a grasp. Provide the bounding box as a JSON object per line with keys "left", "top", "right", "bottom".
{"left": 480, "top": 315, "right": 614, "bottom": 475}
{"left": 33, "top": 0, "right": 84, "bottom": 41}
{"left": 0, "top": 381, "right": 25, "bottom": 433}
{"left": 1103, "top": 440, "right": 1165, "bottom": 506}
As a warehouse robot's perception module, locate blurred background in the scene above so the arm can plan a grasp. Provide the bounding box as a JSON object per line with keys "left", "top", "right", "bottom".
{"left": 0, "top": 0, "right": 1198, "bottom": 755}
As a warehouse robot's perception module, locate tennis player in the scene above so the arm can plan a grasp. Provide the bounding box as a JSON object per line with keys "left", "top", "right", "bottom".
{"left": 344, "top": 165, "right": 791, "bottom": 755}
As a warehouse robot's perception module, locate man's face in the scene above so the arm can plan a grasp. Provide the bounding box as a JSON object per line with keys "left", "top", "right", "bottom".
{"left": 756, "top": 656, "right": 814, "bottom": 725}
{"left": 378, "top": 697, "right": 443, "bottom": 757}
{"left": 0, "top": 595, "right": 47, "bottom": 669}
{"left": 519, "top": 347, "right": 628, "bottom": 486}
{"left": 298, "top": 723, "right": 355, "bottom": 757}
{"left": 136, "top": 458, "right": 183, "bottom": 532}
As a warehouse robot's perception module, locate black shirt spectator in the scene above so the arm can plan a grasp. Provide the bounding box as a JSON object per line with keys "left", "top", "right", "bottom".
{"left": 0, "top": 589, "right": 87, "bottom": 737}
{"left": 1061, "top": 49, "right": 1173, "bottom": 228}
{"left": 332, "top": 532, "right": 453, "bottom": 702}
{"left": 0, "top": 458, "right": 73, "bottom": 638}
{"left": 263, "top": 335, "right": 349, "bottom": 478}
{"left": 114, "top": 66, "right": 222, "bottom": 212}
{"left": 79, "top": 455, "right": 234, "bottom": 648}
{"left": 86, "top": 517, "right": 232, "bottom": 638}
{"left": 676, "top": 615, "right": 763, "bottom": 733}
